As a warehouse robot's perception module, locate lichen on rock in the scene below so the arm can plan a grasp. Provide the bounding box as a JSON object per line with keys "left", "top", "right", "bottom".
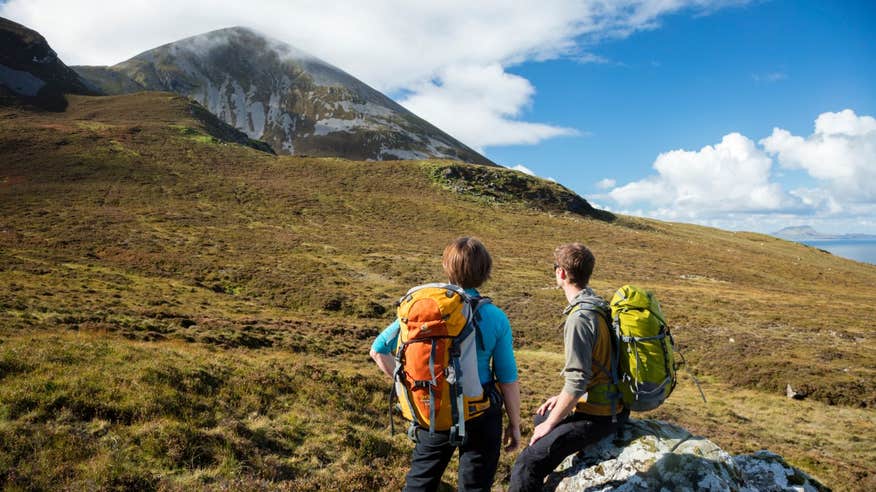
{"left": 545, "top": 418, "right": 828, "bottom": 492}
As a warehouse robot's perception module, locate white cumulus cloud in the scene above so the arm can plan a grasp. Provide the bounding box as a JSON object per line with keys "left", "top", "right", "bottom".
{"left": 761, "top": 109, "right": 876, "bottom": 201}
{"left": 0, "top": 0, "right": 748, "bottom": 152}
{"left": 596, "top": 178, "right": 616, "bottom": 189}
{"left": 609, "top": 133, "right": 790, "bottom": 217}
{"left": 510, "top": 164, "right": 536, "bottom": 176}
{"left": 603, "top": 109, "right": 876, "bottom": 233}
{"left": 399, "top": 64, "right": 577, "bottom": 150}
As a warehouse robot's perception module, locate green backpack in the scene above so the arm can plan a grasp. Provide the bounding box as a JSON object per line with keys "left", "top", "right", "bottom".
{"left": 586, "top": 285, "right": 704, "bottom": 414}
{"left": 609, "top": 285, "right": 677, "bottom": 411}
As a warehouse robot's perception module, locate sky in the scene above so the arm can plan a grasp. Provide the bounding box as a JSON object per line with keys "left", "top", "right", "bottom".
{"left": 2, "top": 0, "right": 874, "bottom": 234}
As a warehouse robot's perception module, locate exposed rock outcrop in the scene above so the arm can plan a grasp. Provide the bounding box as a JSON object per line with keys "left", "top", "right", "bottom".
{"left": 546, "top": 419, "right": 828, "bottom": 491}
{"left": 431, "top": 162, "right": 615, "bottom": 221}
{"left": 74, "top": 27, "right": 494, "bottom": 164}
{"left": 0, "top": 16, "right": 97, "bottom": 110}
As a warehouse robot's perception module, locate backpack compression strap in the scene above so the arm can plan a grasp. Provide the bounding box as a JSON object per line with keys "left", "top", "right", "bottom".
{"left": 447, "top": 296, "right": 489, "bottom": 446}
{"left": 448, "top": 334, "right": 466, "bottom": 446}
{"left": 391, "top": 350, "right": 421, "bottom": 442}
{"left": 428, "top": 338, "right": 438, "bottom": 435}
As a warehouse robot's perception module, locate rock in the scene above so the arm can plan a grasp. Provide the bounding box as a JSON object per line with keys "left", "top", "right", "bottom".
{"left": 786, "top": 384, "right": 806, "bottom": 400}
{"left": 735, "top": 451, "right": 827, "bottom": 492}
{"left": 545, "top": 418, "right": 828, "bottom": 491}
{"left": 1, "top": 17, "right": 98, "bottom": 111}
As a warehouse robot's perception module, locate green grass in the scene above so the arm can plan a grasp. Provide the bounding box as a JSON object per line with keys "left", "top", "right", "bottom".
{"left": 0, "top": 332, "right": 408, "bottom": 490}
{"left": 1, "top": 92, "right": 875, "bottom": 490}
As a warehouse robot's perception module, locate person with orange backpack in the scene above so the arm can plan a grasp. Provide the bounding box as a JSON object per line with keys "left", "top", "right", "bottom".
{"left": 370, "top": 237, "right": 521, "bottom": 491}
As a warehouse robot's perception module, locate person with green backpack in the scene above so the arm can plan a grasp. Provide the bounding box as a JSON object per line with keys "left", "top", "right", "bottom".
{"left": 369, "top": 237, "right": 522, "bottom": 491}
{"left": 508, "top": 243, "right": 630, "bottom": 492}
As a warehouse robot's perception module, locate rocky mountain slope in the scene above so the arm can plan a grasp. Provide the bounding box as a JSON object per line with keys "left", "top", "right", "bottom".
{"left": 74, "top": 26, "right": 493, "bottom": 164}
{"left": 0, "top": 17, "right": 96, "bottom": 110}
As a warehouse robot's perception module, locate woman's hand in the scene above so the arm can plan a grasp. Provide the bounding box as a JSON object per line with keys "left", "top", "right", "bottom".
{"left": 503, "top": 423, "right": 521, "bottom": 452}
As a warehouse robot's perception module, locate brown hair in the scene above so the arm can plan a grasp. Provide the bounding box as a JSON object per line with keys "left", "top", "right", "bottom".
{"left": 442, "top": 237, "right": 492, "bottom": 289}
{"left": 554, "top": 243, "right": 595, "bottom": 288}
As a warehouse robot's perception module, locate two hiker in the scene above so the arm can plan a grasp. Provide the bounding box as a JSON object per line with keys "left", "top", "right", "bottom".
{"left": 370, "top": 238, "right": 627, "bottom": 491}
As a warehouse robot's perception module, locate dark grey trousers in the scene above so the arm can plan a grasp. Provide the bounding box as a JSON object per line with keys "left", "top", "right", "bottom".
{"left": 403, "top": 404, "right": 503, "bottom": 492}
{"left": 508, "top": 408, "right": 629, "bottom": 492}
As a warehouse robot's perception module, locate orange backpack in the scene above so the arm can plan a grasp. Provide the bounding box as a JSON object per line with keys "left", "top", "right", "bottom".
{"left": 390, "top": 283, "right": 492, "bottom": 445}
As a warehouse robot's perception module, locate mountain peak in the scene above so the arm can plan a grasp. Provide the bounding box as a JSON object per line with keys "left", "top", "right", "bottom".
{"left": 74, "top": 27, "right": 494, "bottom": 164}
{"left": 773, "top": 225, "right": 819, "bottom": 237}
{"left": 209, "top": 25, "right": 255, "bottom": 34}
{"left": 152, "top": 26, "right": 318, "bottom": 63}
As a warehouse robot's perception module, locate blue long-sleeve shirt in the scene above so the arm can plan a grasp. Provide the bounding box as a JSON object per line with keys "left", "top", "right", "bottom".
{"left": 370, "top": 288, "right": 518, "bottom": 384}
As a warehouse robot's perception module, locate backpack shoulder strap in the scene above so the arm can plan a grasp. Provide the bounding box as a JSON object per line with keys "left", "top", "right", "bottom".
{"left": 570, "top": 299, "right": 622, "bottom": 420}
{"left": 570, "top": 301, "right": 613, "bottom": 373}
{"left": 469, "top": 296, "right": 491, "bottom": 350}
{"left": 569, "top": 300, "right": 610, "bottom": 321}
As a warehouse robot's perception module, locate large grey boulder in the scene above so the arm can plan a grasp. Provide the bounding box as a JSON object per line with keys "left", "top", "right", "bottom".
{"left": 545, "top": 419, "right": 828, "bottom": 491}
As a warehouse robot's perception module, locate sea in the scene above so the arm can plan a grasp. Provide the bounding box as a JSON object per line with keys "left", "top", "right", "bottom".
{"left": 799, "top": 239, "right": 876, "bottom": 265}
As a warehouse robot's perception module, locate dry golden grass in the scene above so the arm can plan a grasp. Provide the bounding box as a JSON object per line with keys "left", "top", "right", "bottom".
{"left": 1, "top": 92, "right": 874, "bottom": 490}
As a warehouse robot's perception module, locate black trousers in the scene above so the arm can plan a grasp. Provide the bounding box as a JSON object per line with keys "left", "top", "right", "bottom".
{"left": 403, "top": 404, "right": 503, "bottom": 492}
{"left": 507, "top": 408, "right": 629, "bottom": 492}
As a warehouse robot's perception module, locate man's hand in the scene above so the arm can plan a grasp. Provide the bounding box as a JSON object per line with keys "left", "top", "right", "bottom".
{"left": 536, "top": 395, "right": 559, "bottom": 416}
{"left": 529, "top": 419, "right": 555, "bottom": 446}
{"left": 529, "top": 391, "right": 577, "bottom": 446}
{"left": 504, "top": 423, "right": 521, "bottom": 452}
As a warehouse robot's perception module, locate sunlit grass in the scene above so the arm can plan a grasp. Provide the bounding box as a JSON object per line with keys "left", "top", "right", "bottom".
{"left": 1, "top": 92, "right": 874, "bottom": 490}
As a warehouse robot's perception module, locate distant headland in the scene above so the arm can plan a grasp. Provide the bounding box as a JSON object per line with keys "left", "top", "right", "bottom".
{"left": 772, "top": 226, "right": 876, "bottom": 241}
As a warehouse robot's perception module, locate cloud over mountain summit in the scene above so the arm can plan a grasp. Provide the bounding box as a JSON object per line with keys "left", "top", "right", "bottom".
{"left": 0, "top": 0, "right": 751, "bottom": 153}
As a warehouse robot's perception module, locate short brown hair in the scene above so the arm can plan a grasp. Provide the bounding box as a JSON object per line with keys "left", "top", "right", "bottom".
{"left": 442, "top": 237, "right": 492, "bottom": 289}
{"left": 554, "top": 243, "right": 595, "bottom": 288}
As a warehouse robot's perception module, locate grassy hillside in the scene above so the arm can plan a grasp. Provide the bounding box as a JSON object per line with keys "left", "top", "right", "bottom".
{"left": 1, "top": 93, "right": 874, "bottom": 490}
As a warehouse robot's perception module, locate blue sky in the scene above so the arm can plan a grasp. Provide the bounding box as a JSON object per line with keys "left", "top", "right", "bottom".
{"left": 494, "top": 0, "right": 875, "bottom": 185}
{"left": 484, "top": 0, "right": 876, "bottom": 233}
{"left": 3, "top": 0, "right": 875, "bottom": 233}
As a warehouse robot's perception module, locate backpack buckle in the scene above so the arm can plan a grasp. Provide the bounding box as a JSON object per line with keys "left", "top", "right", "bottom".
{"left": 406, "top": 422, "right": 419, "bottom": 443}
{"left": 448, "top": 425, "right": 466, "bottom": 447}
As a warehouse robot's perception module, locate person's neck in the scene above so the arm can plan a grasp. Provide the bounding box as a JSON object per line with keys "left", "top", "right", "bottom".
{"left": 563, "top": 282, "right": 585, "bottom": 304}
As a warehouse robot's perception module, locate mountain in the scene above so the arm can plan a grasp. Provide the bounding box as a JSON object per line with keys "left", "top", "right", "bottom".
{"left": 773, "top": 225, "right": 822, "bottom": 238}
{"left": 73, "top": 26, "right": 493, "bottom": 164}
{"left": 2, "top": 91, "right": 874, "bottom": 490}
{"left": 0, "top": 17, "right": 97, "bottom": 110}
{"left": 773, "top": 225, "right": 876, "bottom": 240}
